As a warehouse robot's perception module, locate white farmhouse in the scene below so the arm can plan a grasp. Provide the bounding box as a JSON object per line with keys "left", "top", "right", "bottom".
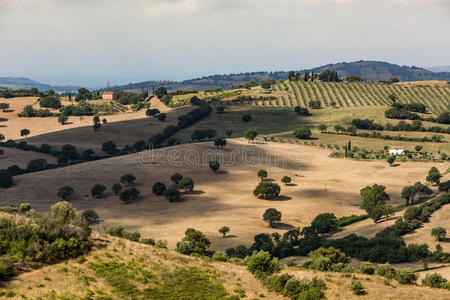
{"left": 389, "top": 146, "right": 405, "bottom": 155}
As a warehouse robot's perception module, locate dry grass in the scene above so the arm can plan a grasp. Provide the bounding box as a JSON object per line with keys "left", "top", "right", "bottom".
{"left": 0, "top": 140, "right": 445, "bottom": 251}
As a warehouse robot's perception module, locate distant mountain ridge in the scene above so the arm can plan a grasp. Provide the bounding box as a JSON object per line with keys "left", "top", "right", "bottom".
{"left": 0, "top": 77, "right": 80, "bottom": 92}
{"left": 104, "top": 60, "right": 450, "bottom": 92}
{"left": 426, "top": 65, "right": 450, "bottom": 73}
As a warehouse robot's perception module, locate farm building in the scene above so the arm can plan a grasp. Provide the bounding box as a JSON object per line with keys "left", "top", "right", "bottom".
{"left": 102, "top": 92, "right": 115, "bottom": 100}
{"left": 389, "top": 146, "right": 405, "bottom": 155}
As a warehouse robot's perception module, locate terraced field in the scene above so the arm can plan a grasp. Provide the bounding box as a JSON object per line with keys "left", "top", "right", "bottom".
{"left": 223, "top": 81, "right": 450, "bottom": 114}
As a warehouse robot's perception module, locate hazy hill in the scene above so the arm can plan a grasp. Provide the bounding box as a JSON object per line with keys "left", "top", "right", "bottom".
{"left": 105, "top": 61, "right": 450, "bottom": 92}
{"left": 0, "top": 77, "right": 80, "bottom": 92}
{"left": 426, "top": 66, "right": 450, "bottom": 73}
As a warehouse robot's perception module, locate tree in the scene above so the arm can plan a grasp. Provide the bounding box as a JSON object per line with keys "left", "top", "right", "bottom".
{"left": 415, "top": 145, "right": 423, "bottom": 152}
{"left": 281, "top": 176, "right": 291, "bottom": 185}
{"left": 318, "top": 124, "right": 327, "bottom": 133}
{"left": 431, "top": 227, "right": 446, "bottom": 241}
{"left": 91, "top": 184, "right": 106, "bottom": 198}
{"left": 20, "top": 128, "right": 30, "bottom": 138}
{"left": 82, "top": 209, "right": 99, "bottom": 224}
{"left": 243, "top": 129, "right": 258, "bottom": 142}
{"left": 112, "top": 183, "right": 122, "bottom": 195}
{"left": 120, "top": 174, "right": 136, "bottom": 186}
{"left": 387, "top": 155, "right": 396, "bottom": 166}
{"left": 154, "top": 87, "right": 167, "bottom": 99}
{"left": 165, "top": 185, "right": 181, "bottom": 202}
{"left": 178, "top": 177, "right": 194, "bottom": 193}
{"left": 401, "top": 185, "right": 416, "bottom": 205}
{"left": 93, "top": 122, "right": 101, "bottom": 131}
{"left": 257, "top": 169, "right": 268, "bottom": 181}
{"left": 120, "top": 188, "right": 140, "bottom": 204}
{"left": 102, "top": 118, "right": 107, "bottom": 124}
{"left": 0, "top": 103, "right": 10, "bottom": 111}
{"left": 146, "top": 108, "right": 160, "bottom": 117}
{"left": 311, "top": 213, "right": 338, "bottom": 234}
{"left": 209, "top": 160, "right": 220, "bottom": 173}
{"left": 224, "top": 129, "right": 233, "bottom": 137}
{"left": 294, "top": 106, "right": 310, "bottom": 116}
{"left": 171, "top": 173, "right": 183, "bottom": 184}
{"left": 263, "top": 208, "right": 282, "bottom": 227}
{"left": 0, "top": 170, "right": 13, "bottom": 188}
{"left": 242, "top": 114, "right": 252, "bottom": 122}
{"left": 439, "top": 180, "right": 450, "bottom": 193}
{"left": 426, "top": 167, "right": 442, "bottom": 185}
{"left": 219, "top": 226, "right": 230, "bottom": 237}
{"left": 57, "top": 186, "right": 74, "bottom": 200}
{"left": 253, "top": 182, "right": 281, "bottom": 199}
{"left": 360, "top": 184, "right": 391, "bottom": 222}
{"left": 214, "top": 138, "right": 226, "bottom": 148}
{"left": 293, "top": 127, "right": 311, "bottom": 139}
{"left": 102, "top": 141, "right": 117, "bottom": 155}
{"left": 152, "top": 182, "right": 166, "bottom": 196}
{"left": 58, "top": 115, "right": 68, "bottom": 125}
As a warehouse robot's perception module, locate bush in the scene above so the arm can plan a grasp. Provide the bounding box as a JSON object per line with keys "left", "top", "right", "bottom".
{"left": 280, "top": 176, "right": 291, "bottom": 185}
{"left": 351, "top": 280, "right": 366, "bottom": 295}
{"left": 112, "top": 183, "right": 122, "bottom": 195}
{"left": 422, "top": 273, "right": 448, "bottom": 288}
{"left": 178, "top": 177, "right": 194, "bottom": 193}
{"left": 209, "top": 160, "right": 220, "bottom": 172}
{"left": 376, "top": 263, "right": 396, "bottom": 279}
{"left": 359, "top": 261, "right": 375, "bottom": 275}
{"left": 212, "top": 252, "right": 228, "bottom": 262}
{"left": 175, "top": 228, "right": 211, "bottom": 256}
{"left": 57, "top": 186, "right": 74, "bottom": 200}
{"left": 122, "top": 230, "right": 141, "bottom": 242}
{"left": 395, "top": 268, "right": 417, "bottom": 284}
{"left": 106, "top": 225, "right": 125, "bottom": 237}
{"left": 294, "top": 106, "right": 310, "bottom": 115}
{"left": 152, "top": 182, "right": 166, "bottom": 196}
{"left": 120, "top": 174, "right": 136, "bottom": 186}
{"left": 246, "top": 250, "right": 282, "bottom": 278}
{"left": 171, "top": 173, "right": 183, "bottom": 184}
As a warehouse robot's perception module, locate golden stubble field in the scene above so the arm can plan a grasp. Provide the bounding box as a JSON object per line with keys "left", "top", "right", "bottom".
{"left": 1, "top": 139, "right": 446, "bottom": 251}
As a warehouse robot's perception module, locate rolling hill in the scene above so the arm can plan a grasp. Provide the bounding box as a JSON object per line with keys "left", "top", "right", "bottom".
{"left": 0, "top": 77, "right": 80, "bottom": 92}
{"left": 104, "top": 61, "right": 450, "bottom": 92}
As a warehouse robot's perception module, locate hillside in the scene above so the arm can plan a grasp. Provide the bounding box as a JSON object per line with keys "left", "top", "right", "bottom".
{"left": 0, "top": 77, "right": 80, "bottom": 92}
{"left": 104, "top": 61, "right": 450, "bottom": 92}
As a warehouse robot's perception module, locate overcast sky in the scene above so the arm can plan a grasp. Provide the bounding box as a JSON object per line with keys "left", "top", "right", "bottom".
{"left": 0, "top": 0, "right": 449, "bottom": 87}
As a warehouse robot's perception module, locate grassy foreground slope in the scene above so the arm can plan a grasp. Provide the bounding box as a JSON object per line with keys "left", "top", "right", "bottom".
{"left": 4, "top": 232, "right": 450, "bottom": 300}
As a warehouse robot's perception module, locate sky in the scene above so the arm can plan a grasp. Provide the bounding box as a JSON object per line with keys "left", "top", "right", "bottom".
{"left": 0, "top": 0, "right": 449, "bottom": 88}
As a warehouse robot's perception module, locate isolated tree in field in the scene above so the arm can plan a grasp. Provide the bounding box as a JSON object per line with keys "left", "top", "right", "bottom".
{"left": 311, "top": 213, "right": 338, "bottom": 234}
{"left": 224, "top": 129, "right": 233, "bottom": 137}
{"left": 293, "top": 127, "right": 311, "bottom": 139}
{"left": 214, "top": 138, "right": 227, "bottom": 148}
{"left": 120, "top": 174, "right": 136, "bottom": 186}
{"left": 112, "top": 183, "right": 122, "bottom": 195}
{"left": 58, "top": 115, "right": 68, "bottom": 125}
{"left": 426, "top": 167, "right": 442, "bottom": 185}
{"left": 152, "top": 182, "right": 166, "bottom": 196}
{"left": 209, "top": 160, "right": 220, "bottom": 173}
{"left": 257, "top": 169, "right": 268, "bottom": 181}
{"left": 253, "top": 182, "right": 281, "bottom": 199}
{"left": 178, "top": 177, "right": 194, "bottom": 193}
{"left": 120, "top": 188, "right": 140, "bottom": 204}
{"left": 165, "top": 185, "right": 181, "bottom": 202}
{"left": 171, "top": 173, "right": 183, "bottom": 184}
{"left": 360, "top": 184, "right": 392, "bottom": 222}
{"left": 20, "top": 128, "right": 30, "bottom": 138}
{"left": 242, "top": 114, "right": 252, "bottom": 122}
{"left": 91, "top": 184, "right": 106, "bottom": 198}
{"left": 0, "top": 134, "right": 5, "bottom": 142}
{"left": 318, "top": 124, "right": 327, "bottom": 133}
{"left": 263, "top": 208, "right": 282, "bottom": 227}
{"left": 0, "top": 103, "right": 9, "bottom": 111}
{"left": 387, "top": 155, "right": 396, "bottom": 166}
{"left": 415, "top": 145, "right": 423, "bottom": 152}
{"left": 0, "top": 170, "right": 13, "bottom": 188}
{"left": 431, "top": 227, "right": 446, "bottom": 241}
{"left": 243, "top": 129, "right": 258, "bottom": 142}
{"left": 281, "top": 176, "right": 291, "bottom": 185}
{"left": 57, "top": 186, "right": 74, "bottom": 200}
{"left": 219, "top": 226, "right": 230, "bottom": 237}
{"left": 82, "top": 209, "right": 99, "bottom": 224}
